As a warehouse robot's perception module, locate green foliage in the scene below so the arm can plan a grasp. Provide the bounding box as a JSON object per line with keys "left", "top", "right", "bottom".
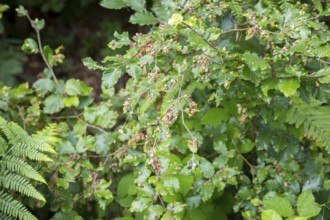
{"left": 0, "top": 117, "right": 56, "bottom": 220}
{"left": 100, "top": 0, "right": 174, "bottom": 25}
{"left": 1, "top": 0, "right": 330, "bottom": 219}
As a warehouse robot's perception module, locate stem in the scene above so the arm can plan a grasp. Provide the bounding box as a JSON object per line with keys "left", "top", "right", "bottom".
{"left": 25, "top": 12, "right": 58, "bottom": 84}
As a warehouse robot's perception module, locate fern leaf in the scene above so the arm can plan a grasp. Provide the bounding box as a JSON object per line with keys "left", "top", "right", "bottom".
{"left": 0, "top": 190, "right": 37, "bottom": 220}
{"left": 139, "top": 89, "right": 161, "bottom": 113}
{"left": 161, "top": 81, "right": 181, "bottom": 114}
{"left": 229, "top": 0, "right": 244, "bottom": 22}
{"left": 0, "top": 171, "right": 46, "bottom": 201}
{"left": 0, "top": 212, "right": 16, "bottom": 220}
{"left": 10, "top": 123, "right": 56, "bottom": 154}
{"left": 287, "top": 98, "right": 330, "bottom": 152}
{"left": 11, "top": 142, "right": 53, "bottom": 162}
{"left": 0, "top": 136, "right": 8, "bottom": 154}
{"left": 0, "top": 155, "right": 46, "bottom": 183}
{"left": 0, "top": 117, "right": 16, "bottom": 142}
{"left": 33, "top": 123, "right": 61, "bottom": 146}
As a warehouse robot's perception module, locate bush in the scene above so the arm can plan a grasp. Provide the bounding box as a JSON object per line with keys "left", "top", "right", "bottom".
{"left": 1, "top": 0, "right": 330, "bottom": 219}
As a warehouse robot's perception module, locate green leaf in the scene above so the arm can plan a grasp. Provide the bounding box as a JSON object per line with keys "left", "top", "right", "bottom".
{"left": 21, "top": 38, "right": 39, "bottom": 54}
{"left": 44, "top": 94, "right": 64, "bottom": 114}
{"left": 31, "top": 18, "right": 45, "bottom": 30}
{"left": 287, "top": 217, "right": 308, "bottom": 220}
{"left": 64, "top": 79, "right": 92, "bottom": 96}
{"left": 33, "top": 78, "right": 55, "bottom": 95}
{"left": 177, "top": 175, "right": 194, "bottom": 196}
{"left": 0, "top": 4, "right": 9, "bottom": 18}
{"left": 129, "top": 12, "right": 157, "bottom": 25}
{"left": 213, "top": 155, "right": 227, "bottom": 168}
{"left": 108, "top": 31, "right": 131, "bottom": 50}
{"left": 261, "top": 78, "right": 279, "bottom": 96}
{"left": 201, "top": 108, "right": 228, "bottom": 126}
{"left": 214, "top": 140, "right": 227, "bottom": 154}
{"left": 119, "top": 196, "right": 134, "bottom": 208}
{"left": 123, "top": 0, "right": 145, "bottom": 12}
{"left": 263, "top": 195, "right": 294, "bottom": 217}
{"left": 43, "top": 45, "right": 54, "bottom": 66}
{"left": 163, "top": 176, "right": 180, "bottom": 195}
{"left": 200, "top": 183, "right": 214, "bottom": 202}
{"left": 100, "top": 0, "right": 126, "bottom": 9}
{"left": 261, "top": 209, "right": 282, "bottom": 220}
{"left": 181, "top": 29, "right": 213, "bottom": 50}
{"left": 16, "top": 5, "right": 26, "bottom": 17}
{"left": 278, "top": 78, "right": 300, "bottom": 97}
{"left": 238, "top": 139, "right": 255, "bottom": 154}
{"left": 57, "top": 178, "right": 69, "bottom": 190}
{"left": 82, "top": 57, "right": 105, "bottom": 70}
{"left": 242, "top": 52, "right": 269, "bottom": 71}
{"left": 102, "top": 68, "right": 122, "bottom": 88}
{"left": 130, "top": 197, "right": 152, "bottom": 212}
{"left": 117, "top": 173, "right": 136, "bottom": 198}
{"left": 200, "top": 159, "right": 215, "bottom": 178}
{"left": 63, "top": 96, "right": 79, "bottom": 107}
{"left": 146, "top": 205, "right": 165, "bottom": 219}
{"left": 297, "top": 190, "right": 321, "bottom": 218}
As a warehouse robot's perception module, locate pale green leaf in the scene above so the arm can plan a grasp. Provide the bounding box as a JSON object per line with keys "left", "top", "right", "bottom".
{"left": 31, "top": 19, "right": 44, "bottom": 31}
{"left": 21, "top": 38, "right": 39, "bottom": 54}
{"left": 102, "top": 68, "right": 122, "bottom": 88}
{"left": 263, "top": 195, "right": 294, "bottom": 217}
{"left": 44, "top": 94, "right": 64, "bottom": 114}
{"left": 297, "top": 190, "right": 321, "bottom": 218}
{"left": 82, "top": 57, "right": 105, "bottom": 70}
{"left": 278, "top": 78, "right": 300, "bottom": 97}
{"left": 63, "top": 96, "right": 79, "bottom": 107}
{"left": 261, "top": 209, "right": 282, "bottom": 220}
{"left": 64, "top": 79, "right": 92, "bottom": 96}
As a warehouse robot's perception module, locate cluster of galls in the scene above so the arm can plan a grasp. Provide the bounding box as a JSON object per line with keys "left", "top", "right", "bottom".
{"left": 193, "top": 54, "right": 211, "bottom": 73}
{"left": 123, "top": 98, "right": 131, "bottom": 114}
{"left": 127, "top": 132, "right": 146, "bottom": 148}
{"left": 184, "top": 101, "right": 198, "bottom": 117}
{"left": 163, "top": 105, "right": 178, "bottom": 125}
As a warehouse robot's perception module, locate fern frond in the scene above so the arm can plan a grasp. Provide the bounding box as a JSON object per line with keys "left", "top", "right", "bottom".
{"left": 33, "top": 123, "right": 61, "bottom": 146}
{"left": 11, "top": 142, "right": 53, "bottom": 162}
{"left": 0, "top": 155, "right": 46, "bottom": 183}
{"left": 0, "top": 212, "right": 16, "bottom": 220}
{"left": 0, "top": 116, "right": 56, "bottom": 219}
{"left": 286, "top": 98, "right": 330, "bottom": 152}
{"left": 161, "top": 81, "right": 181, "bottom": 114}
{"left": 139, "top": 89, "right": 161, "bottom": 113}
{"left": 261, "top": 0, "right": 278, "bottom": 8}
{"left": 0, "top": 171, "right": 46, "bottom": 201}
{"left": 0, "top": 136, "right": 8, "bottom": 154}
{"left": 0, "top": 117, "right": 16, "bottom": 142}
{"left": 229, "top": 0, "right": 244, "bottom": 22}
{"left": 10, "top": 122, "right": 56, "bottom": 154}
{"left": 0, "top": 190, "right": 37, "bottom": 220}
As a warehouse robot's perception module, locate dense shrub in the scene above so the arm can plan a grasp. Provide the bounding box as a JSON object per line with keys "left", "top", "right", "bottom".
{"left": 1, "top": 0, "right": 330, "bottom": 219}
